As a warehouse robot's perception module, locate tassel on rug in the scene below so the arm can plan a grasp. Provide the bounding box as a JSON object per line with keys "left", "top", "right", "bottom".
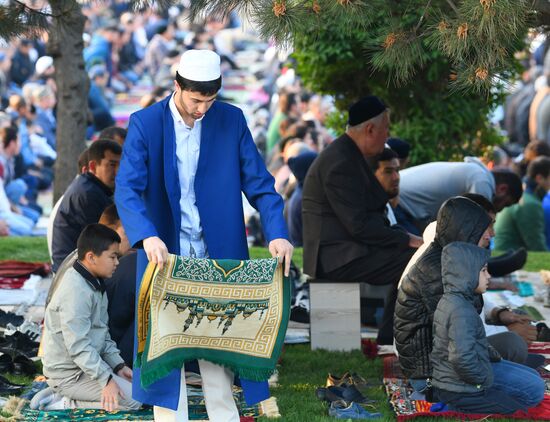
{"left": 2, "top": 396, "right": 28, "bottom": 420}
{"left": 260, "top": 396, "right": 281, "bottom": 418}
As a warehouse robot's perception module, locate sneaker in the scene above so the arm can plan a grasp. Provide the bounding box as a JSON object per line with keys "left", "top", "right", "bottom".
{"left": 328, "top": 400, "right": 381, "bottom": 419}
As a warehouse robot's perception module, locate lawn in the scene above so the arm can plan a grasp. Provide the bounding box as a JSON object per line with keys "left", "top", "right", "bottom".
{"left": 0, "top": 237, "right": 548, "bottom": 421}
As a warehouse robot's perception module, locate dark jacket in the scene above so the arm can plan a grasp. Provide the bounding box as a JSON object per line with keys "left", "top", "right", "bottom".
{"left": 302, "top": 134, "right": 410, "bottom": 277}
{"left": 105, "top": 251, "right": 136, "bottom": 367}
{"left": 51, "top": 173, "right": 113, "bottom": 272}
{"left": 394, "top": 196, "right": 491, "bottom": 379}
{"left": 431, "top": 242, "right": 493, "bottom": 393}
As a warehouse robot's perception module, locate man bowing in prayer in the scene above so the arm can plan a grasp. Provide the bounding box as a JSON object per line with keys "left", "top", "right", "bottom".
{"left": 115, "top": 49, "right": 293, "bottom": 422}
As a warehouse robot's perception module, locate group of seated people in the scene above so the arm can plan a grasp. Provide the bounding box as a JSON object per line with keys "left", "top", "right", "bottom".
{"left": 34, "top": 91, "right": 550, "bottom": 416}
{"left": 300, "top": 95, "right": 547, "bottom": 414}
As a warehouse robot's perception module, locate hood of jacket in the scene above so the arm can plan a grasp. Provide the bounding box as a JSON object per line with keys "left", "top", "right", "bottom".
{"left": 441, "top": 242, "right": 490, "bottom": 299}
{"left": 435, "top": 196, "right": 492, "bottom": 247}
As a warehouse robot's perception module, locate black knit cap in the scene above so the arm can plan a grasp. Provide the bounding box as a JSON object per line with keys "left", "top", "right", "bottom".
{"left": 387, "top": 137, "right": 411, "bottom": 159}
{"left": 348, "top": 96, "right": 387, "bottom": 126}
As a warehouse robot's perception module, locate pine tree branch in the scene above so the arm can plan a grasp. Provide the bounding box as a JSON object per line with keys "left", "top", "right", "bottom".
{"left": 12, "top": 0, "right": 61, "bottom": 18}
{"left": 445, "top": 0, "right": 458, "bottom": 14}
{"left": 415, "top": 0, "right": 433, "bottom": 32}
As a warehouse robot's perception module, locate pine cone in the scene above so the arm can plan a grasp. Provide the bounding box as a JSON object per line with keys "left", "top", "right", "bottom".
{"left": 312, "top": 0, "right": 321, "bottom": 14}
{"left": 273, "top": 0, "right": 286, "bottom": 17}
{"left": 457, "top": 23, "right": 468, "bottom": 40}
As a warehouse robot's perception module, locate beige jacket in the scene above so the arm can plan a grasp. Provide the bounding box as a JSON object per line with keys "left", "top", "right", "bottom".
{"left": 42, "top": 262, "right": 124, "bottom": 387}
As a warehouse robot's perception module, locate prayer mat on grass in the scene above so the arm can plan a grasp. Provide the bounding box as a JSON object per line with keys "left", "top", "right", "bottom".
{"left": 383, "top": 356, "right": 550, "bottom": 420}
{"left": 21, "top": 385, "right": 273, "bottom": 421}
{"left": 136, "top": 255, "right": 290, "bottom": 388}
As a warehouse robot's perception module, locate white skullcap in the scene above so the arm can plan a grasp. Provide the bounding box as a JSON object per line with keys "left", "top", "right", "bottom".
{"left": 35, "top": 56, "right": 53, "bottom": 75}
{"left": 177, "top": 49, "right": 221, "bottom": 82}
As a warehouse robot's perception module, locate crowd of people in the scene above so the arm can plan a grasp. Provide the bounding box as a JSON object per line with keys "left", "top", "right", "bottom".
{"left": 0, "top": 2, "right": 549, "bottom": 420}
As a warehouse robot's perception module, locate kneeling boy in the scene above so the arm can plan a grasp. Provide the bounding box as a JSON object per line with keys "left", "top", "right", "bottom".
{"left": 40, "top": 224, "right": 140, "bottom": 411}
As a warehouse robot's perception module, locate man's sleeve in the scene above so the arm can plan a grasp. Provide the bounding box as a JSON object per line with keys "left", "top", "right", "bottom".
{"left": 238, "top": 111, "right": 288, "bottom": 242}
{"left": 114, "top": 114, "right": 158, "bottom": 248}
{"left": 323, "top": 163, "right": 410, "bottom": 247}
{"left": 101, "top": 332, "right": 125, "bottom": 370}
{"left": 59, "top": 290, "right": 113, "bottom": 387}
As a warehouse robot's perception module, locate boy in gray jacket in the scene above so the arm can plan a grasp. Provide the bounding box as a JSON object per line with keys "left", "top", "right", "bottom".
{"left": 37, "top": 224, "right": 141, "bottom": 411}
{"left": 431, "top": 242, "right": 544, "bottom": 414}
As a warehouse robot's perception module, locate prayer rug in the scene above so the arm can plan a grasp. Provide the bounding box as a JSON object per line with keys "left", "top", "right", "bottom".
{"left": 0, "top": 261, "right": 50, "bottom": 278}
{"left": 21, "top": 386, "right": 269, "bottom": 421}
{"left": 383, "top": 355, "right": 550, "bottom": 420}
{"left": 136, "top": 255, "right": 290, "bottom": 388}
{"left": 0, "top": 276, "right": 27, "bottom": 289}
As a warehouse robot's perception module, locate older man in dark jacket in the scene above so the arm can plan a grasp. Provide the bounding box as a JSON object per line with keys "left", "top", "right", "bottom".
{"left": 302, "top": 96, "right": 421, "bottom": 344}
{"left": 394, "top": 196, "right": 492, "bottom": 389}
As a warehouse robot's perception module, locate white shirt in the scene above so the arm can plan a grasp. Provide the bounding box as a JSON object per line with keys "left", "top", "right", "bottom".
{"left": 169, "top": 94, "right": 208, "bottom": 258}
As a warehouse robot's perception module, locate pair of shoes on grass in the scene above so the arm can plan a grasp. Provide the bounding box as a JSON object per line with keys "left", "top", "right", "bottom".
{"left": 328, "top": 399, "right": 381, "bottom": 419}
{"left": 316, "top": 372, "right": 381, "bottom": 419}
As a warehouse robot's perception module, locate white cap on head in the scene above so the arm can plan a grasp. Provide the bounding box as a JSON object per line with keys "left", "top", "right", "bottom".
{"left": 35, "top": 56, "right": 53, "bottom": 75}
{"left": 177, "top": 49, "right": 221, "bottom": 82}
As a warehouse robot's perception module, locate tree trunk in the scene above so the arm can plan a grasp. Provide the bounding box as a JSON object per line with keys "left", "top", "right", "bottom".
{"left": 48, "top": 0, "right": 88, "bottom": 204}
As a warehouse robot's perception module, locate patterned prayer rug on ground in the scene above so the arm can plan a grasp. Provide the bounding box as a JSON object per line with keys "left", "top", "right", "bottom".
{"left": 20, "top": 385, "right": 272, "bottom": 421}
{"left": 136, "top": 255, "right": 290, "bottom": 388}
{"left": 383, "top": 355, "right": 550, "bottom": 420}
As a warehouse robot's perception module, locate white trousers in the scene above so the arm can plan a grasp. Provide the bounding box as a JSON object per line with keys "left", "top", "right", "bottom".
{"left": 153, "top": 359, "right": 239, "bottom": 422}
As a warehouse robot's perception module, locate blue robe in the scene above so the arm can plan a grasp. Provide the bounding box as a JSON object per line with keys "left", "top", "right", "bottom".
{"left": 114, "top": 96, "right": 288, "bottom": 409}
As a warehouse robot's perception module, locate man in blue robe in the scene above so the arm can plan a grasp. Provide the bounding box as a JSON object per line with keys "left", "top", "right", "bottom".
{"left": 115, "top": 49, "right": 293, "bottom": 421}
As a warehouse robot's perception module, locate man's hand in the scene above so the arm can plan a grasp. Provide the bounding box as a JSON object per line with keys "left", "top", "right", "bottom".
{"left": 143, "top": 236, "right": 168, "bottom": 270}
{"left": 117, "top": 365, "right": 133, "bottom": 382}
{"left": 408, "top": 234, "right": 423, "bottom": 249}
{"left": 101, "top": 378, "right": 123, "bottom": 411}
{"left": 268, "top": 238, "right": 294, "bottom": 277}
{"left": 497, "top": 310, "right": 532, "bottom": 326}
{"left": 508, "top": 322, "right": 537, "bottom": 343}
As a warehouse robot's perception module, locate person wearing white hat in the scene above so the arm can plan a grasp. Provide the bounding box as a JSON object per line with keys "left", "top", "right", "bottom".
{"left": 115, "top": 49, "right": 293, "bottom": 421}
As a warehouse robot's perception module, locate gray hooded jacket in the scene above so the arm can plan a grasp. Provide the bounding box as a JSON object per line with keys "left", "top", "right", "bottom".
{"left": 431, "top": 242, "right": 493, "bottom": 393}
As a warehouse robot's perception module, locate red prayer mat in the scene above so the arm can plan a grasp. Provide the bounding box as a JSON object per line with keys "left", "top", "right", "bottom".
{"left": 383, "top": 355, "right": 550, "bottom": 420}
{"left": 0, "top": 261, "right": 50, "bottom": 278}
{"left": 0, "top": 276, "right": 27, "bottom": 289}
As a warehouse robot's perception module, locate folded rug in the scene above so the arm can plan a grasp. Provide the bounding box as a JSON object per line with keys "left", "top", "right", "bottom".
{"left": 0, "top": 261, "right": 50, "bottom": 278}
{"left": 136, "top": 255, "right": 290, "bottom": 388}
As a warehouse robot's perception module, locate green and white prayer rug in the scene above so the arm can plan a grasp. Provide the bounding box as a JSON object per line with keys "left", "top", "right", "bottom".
{"left": 136, "top": 255, "right": 290, "bottom": 388}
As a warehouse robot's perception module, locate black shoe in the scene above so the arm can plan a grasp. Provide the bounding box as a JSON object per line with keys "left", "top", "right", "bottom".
{"left": 290, "top": 305, "right": 309, "bottom": 323}
{"left": 0, "top": 310, "right": 24, "bottom": 329}
{"left": 487, "top": 248, "right": 527, "bottom": 277}
{"left": 525, "top": 353, "right": 546, "bottom": 369}
{"left": 0, "top": 375, "right": 25, "bottom": 394}
{"left": 0, "top": 354, "right": 13, "bottom": 373}
{"left": 316, "top": 385, "right": 376, "bottom": 405}
{"left": 13, "top": 355, "right": 36, "bottom": 376}
{"left": 0, "top": 332, "right": 40, "bottom": 357}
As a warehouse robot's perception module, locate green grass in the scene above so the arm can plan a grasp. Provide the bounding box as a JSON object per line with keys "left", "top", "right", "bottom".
{"left": 523, "top": 251, "right": 550, "bottom": 272}
{"left": 0, "top": 237, "right": 49, "bottom": 262}
{"left": 0, "top": 238, "right": 547, "bottom": 420}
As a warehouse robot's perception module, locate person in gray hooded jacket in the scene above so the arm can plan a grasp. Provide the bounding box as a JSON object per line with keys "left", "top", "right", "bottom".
{"left": 432, "top": 242, "right": 544, "bottom": 414}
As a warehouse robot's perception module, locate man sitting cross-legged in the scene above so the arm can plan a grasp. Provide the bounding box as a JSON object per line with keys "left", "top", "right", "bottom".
{"left": 35, "top": 224, "right": 141, "bottom": 411}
